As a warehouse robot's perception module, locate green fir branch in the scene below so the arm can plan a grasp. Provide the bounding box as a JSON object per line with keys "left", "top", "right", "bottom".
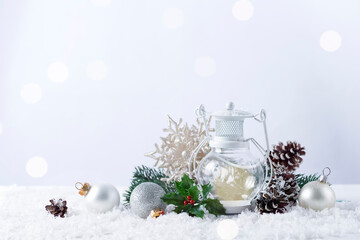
{"left": 295, "top": 173, "right": 320, "bottom": 189}
{"left": 123, "top": 165, "right": 175, "bottom": 205}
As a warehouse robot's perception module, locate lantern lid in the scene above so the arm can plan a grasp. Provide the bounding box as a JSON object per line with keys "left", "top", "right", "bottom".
{"left": 209, "top": 102, "right": 251, "bottom": 149}
{"left": 211, "top": 102, "right": 254, "bottom": 120}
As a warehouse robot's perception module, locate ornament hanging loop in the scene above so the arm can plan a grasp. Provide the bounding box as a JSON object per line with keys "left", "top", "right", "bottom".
{"left": 320, "top": 167, "right": 331, "bottom": 183}
{"left": 75, "top": 182, "right": 91, "bottom": 196}
{"left": 323, "top": 167, "right": 331, "bottom": 176}
{"left": 75, "top": 182, "right": 84, "bottom": 190}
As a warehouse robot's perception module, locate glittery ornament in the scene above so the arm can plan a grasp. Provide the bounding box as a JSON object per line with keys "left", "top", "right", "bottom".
{"left": 76, "top": 182, "right": 120, "bottom": 213}
{"left": 130, "top": 182, "right": 166, "bottom": 218}
{"left": 299, "top": 167, "right": 336, "bottom": 211}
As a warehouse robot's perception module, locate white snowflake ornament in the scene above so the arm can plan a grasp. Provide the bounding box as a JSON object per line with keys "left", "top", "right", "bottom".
{"left": 145, "top": 115, "right": 211, "bottom": 182}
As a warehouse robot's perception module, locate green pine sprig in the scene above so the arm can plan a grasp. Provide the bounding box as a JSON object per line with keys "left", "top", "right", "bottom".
{"left": 295, "top": 173, "right": 320, "bottom": 189}
{"left": 123, "top": 165, "right": 175, "bottom": 205}
{"left": 161, "top": 174, "right": 226, "bottom": 218}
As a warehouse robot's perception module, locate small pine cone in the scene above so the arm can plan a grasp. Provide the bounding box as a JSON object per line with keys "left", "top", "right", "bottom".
{"left": 270, "top": 141, "right": 305, "bottom": 173}
{"left": 45, "top": 199, "right": 68, "bottom": 218}
{"left": 275, "top": 173, "right": 300, "bottom": 207}
{"left": 256, "top": 173, "right": 300, "bottom": 214}
{"left": 256, "top": 190, "right": 288, "bottom": 214}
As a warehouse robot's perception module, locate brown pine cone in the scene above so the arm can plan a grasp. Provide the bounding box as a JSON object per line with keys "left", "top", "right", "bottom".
{"left": 256, "top": 173, "right": 300, "bottom": 214}
{"left": 270, "top": 141, "right": 305, "bottom": 173}
{"left": 256, "top": 190, "right": 288, "bottom": 214}
{"left": 45, "top": 199, "right": 68, "bottom": 218}
{"left": 274, "top": 173, "right": 299, "bottom": 206}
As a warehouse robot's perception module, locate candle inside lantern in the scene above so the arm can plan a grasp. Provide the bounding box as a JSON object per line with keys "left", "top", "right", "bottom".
{"left": 212, "top": 165, "right": 256, "bottom": 201}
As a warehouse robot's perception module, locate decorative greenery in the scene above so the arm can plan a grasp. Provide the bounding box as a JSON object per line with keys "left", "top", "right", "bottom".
{"left": 161, "top": 174, "right": 226, "bottom": 218}
{"left": 123, "top": 165, "right": 175, "bottom": 205}
{"left": 295, "top": 173, "right": 320, "bottom": 189}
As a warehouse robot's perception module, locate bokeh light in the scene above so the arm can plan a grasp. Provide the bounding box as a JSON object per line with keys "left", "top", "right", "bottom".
{"left": 163, "top": 8, "right": 184, "bottom": 29}
{"left": 320, "top": 30, "right": 342, "bottom": 52}
{"left": 91, "top": 0, "right": 111, "bottom": 7}
{"left": 26, "top": 157, "right": 48, "bottom": 178}
{"left": 194, "top": 56, "right": 216, "bottom": 77}
{"left": 86, "top": 60, "right": 108, "bottom": 81}
{"left": 217, "top": 219, "right": 239, "bottom": 240}
{"left": 48, "top": 61, "right": 69, "bottom": 83}
{"left": 21, "top": 83, "right": 42, "bottom": 104}
{"left": 232, "top": 0, "right": 254, "bottom": 21}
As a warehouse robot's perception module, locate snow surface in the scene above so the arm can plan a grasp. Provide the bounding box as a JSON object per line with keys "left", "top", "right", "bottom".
{"left": 0, "top": 185, "right": 359, "bottom": 240}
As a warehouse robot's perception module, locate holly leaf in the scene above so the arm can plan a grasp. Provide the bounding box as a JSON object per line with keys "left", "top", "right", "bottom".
{"left": 201, "top": 183, "right": 212, "bottom": 199}
{"left": 188, "top": 206, "right": 205, "bottom": 218}
{"left": 161, "top": 192, "right": 184, "bottom": 205}
{"left": 163, "top": 174, "right": 225, "bottom": 219}
{"left": 175, "top": 181, "right": 187, "bottom": 196}
{"left": 180, "top": 174, "right": 193, "bottom": 190}
{"left": 188, "top": 185, "right": 200, "bottom": 201}
{"left": 203, "top": 199, "right": 226, "bottom": 216}
{"left": 174, "top": 204, "right": 191, "bottom": 214}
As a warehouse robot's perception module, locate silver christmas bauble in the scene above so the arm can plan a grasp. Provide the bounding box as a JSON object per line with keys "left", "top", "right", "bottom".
{"left": 130, "top": 182, "right": 166, "bottom": 218}
{"left": 85, "top": 183, "right": 120, "bottom": 213}
{"left": 298, "top": 169, "right": 336, "bottom": 211}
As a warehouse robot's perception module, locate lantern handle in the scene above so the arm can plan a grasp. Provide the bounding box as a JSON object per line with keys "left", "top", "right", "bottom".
{"left": 188, "top": 136, "right": 209, "bottom": 179}
{"left": 195, "top": 104, "right": 210, "bottom": 137}
{"left": 189, "top": 105, "right": 211, "bottom": 179}
{"left": 245, "top": 109, "right": 273, "bottom": 201}
{"left": 253, "top": 109, "right": 270, "bottom": 151}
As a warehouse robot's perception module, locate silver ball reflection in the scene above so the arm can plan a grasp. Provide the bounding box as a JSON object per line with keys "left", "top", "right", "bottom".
{"left": 298, "top": 181, "right": 336, "bottom": 211}
{"left": 85, "top": 183, "right": 120, "bottom": 213}
{"left": 130, "top": 182, "right": 166, "bottom": 218}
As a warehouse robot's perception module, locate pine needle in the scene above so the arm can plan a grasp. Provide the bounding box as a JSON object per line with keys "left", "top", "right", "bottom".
{"left": 295, "top": 173, "right": 320, "bottom": 189}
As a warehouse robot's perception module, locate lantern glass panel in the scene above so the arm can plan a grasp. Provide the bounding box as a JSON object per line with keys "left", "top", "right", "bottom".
{"left": 197, "top": 147, "right": 264, "bottom": 201}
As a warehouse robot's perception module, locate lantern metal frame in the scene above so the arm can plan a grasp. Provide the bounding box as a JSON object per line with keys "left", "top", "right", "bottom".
{"left": 188, "top": 103, "right": 273, "bottom": 211}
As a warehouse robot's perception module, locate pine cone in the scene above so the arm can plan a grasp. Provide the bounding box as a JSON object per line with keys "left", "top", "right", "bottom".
{"left": 45, "top": 199, "right": 68, "bottom": 218}
{"left": 270, "top": 141, "right": 305, "bottom": 173}
{"left": 256, "top": 173, "right": 300, "bottom": 214}
{"left": 256, "top": 190, "right": 288, "bottom": 214}
{"left": 274, "top": 173, "right": 299, "bottom": 206}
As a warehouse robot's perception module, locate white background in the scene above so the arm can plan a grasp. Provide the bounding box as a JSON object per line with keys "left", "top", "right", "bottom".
{"left": 0, "top": 0, "right": 359, "bottom": 185}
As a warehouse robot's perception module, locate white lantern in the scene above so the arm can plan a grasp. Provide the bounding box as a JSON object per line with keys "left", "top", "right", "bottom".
{"left": 189, "top": 102, "right": 272, "bottom": 214}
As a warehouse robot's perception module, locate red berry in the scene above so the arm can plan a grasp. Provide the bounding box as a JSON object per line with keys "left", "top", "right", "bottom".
{"left": 190, "top": 200, "right": 195, "bottom": 205}
{"left": 184, "top": 201, "right": 188, "bottom": 205}
{"left": 187, "top": 196, "right": 192, "bottom": 200}
{"left": 161, "top": 211, "right": 164, "bottom": 215}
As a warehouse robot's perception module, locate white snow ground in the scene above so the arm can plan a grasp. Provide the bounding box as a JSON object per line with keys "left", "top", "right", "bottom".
{"left": 0, "top": 185, "right": 359, "bottom": 240}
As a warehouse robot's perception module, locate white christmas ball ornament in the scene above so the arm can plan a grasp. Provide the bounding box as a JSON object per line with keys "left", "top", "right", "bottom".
{"left": 77, "top": 182, "right": 120, "bottom": 213}
{"left": 298, "top": 168, "right": 336, "bottom": 211}
{"left": 130, "top": 182, "right": 166, "bottom": 218}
